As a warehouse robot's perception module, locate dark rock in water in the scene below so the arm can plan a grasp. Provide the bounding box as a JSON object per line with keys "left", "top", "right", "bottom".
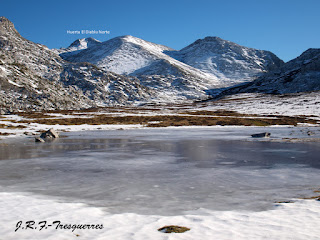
{"left": 251, "top": 132, "right": 271, "bottom": 138}
{"left": 40, "top": 128, "right": 59, "bottom": 139}
{"left": 275, "top": 200, "right": 295, "bottom": 204}
{"left": 35, "top": 128, "right": 59, "bottom": 142}
{"left": 35, "top": 137, "right": 45, "bottom": 143}
{"left": 307, "top": 130, "right": 315, "bottom": 136}
{"left": 158, "top": 225, "right": 190, "bottom": 233}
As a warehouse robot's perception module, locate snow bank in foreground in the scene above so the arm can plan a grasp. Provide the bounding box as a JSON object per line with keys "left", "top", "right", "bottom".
{"left": 1, "top": 192, "right": 319, "bottom": 240}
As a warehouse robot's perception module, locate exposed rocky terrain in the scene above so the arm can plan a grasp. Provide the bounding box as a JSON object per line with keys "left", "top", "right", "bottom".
{"left": 207, "top": 48, "right": 320, "bottom": 99}
{"left": 61, "top": 35, "right": 222, "bottom": 100}
{"left": 1, "top": 16, "right": 318, "bottom": 114}
{"left": 53, "top": 37, "right": 102, "bottom": 58}
{"left": 0, "top": 17, "right": 152, "bottom": 113}
{"left": 60, "top": 35, "right": 284, "bottom": 100}
{"left": 166, "top": 36, "right": 284, "bottom": 84}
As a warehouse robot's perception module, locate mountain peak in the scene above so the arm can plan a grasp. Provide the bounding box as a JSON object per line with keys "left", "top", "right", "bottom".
{"left": 69, "top": 37, "right": 101, "bottom": 48}
{"left": 187, "top": 36, "right": 234, "bottom": 48}
{"left": 0, "top": 16, "right": 12, "bottom": 24}
{"left": 299, "top": 48, "right": 320, "bottom": 59}
{"left": 0, "top": 16, "right": 17, "bottom": 32}
{"left": 203, "top": 36, "right": 224, "bottom": 42}
{"left": 116, "top": 35, "right": 146, "bottom": 43}
{"left": 118, "top": 35, "right": 134, "bottom": 39}
{"left": 167, "top": 36, "right": 284, "bottom": 82}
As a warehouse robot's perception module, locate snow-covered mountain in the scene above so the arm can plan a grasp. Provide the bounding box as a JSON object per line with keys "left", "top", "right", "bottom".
{"left": 53, "top": 37, "right": 101, "bottom": 57}
{"left": 208, "top": 48, "right": 320, "bottom": 98}
{"left": 61, "top": 35, "right": 227, "bottom": 100}
{"left": 166, "top": 36, "right": 284, "bottom": 84}
{"left": 0, "top": 17, "right": 152, "bottom": 113}
{"left": 60, "top": 35, "right": 284, "bottom": 100}
{"left": 63, "top": 35, "right": 173, "bottom": 75}
{"left": 2, "top": 16, "right": 312, "bottom": 113}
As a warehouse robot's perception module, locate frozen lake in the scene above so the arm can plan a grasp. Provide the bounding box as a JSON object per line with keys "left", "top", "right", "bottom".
{"left": 0, "top": 127, "right": 320, "bottom": 215}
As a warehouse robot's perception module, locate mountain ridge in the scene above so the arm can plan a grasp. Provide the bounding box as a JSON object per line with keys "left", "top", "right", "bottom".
{"left": 0, "top": 17, "right": 152, "bottom": 113}
{"left": 59, "top": 34, "right": 284, "bottom": 99}
{"left": 1, "top": 16, "right": 318, "bottom": 113}
{"left": 165, "top": 36, "right": 284, "bottom": 83}
{"left": 60, "top": 34, "right": 226, "bottom": 100}
{"left": 206, "top": 47, "right": 320, "bottom": 99}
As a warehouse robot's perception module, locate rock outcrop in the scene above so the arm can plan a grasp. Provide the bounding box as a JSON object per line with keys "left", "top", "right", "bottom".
{"left": 0, "top": 17, "right": 152, "bottom": 112}
{"left": 208, "top": 48, "right": 320, "bottom": 98}
{"left": 251, "top": 132, "right": 271, "bottom": 138}
{"left": 35, "top": 128, "right": 59, "bottom": 142}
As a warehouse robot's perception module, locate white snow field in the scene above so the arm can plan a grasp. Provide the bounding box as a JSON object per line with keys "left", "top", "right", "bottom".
{"left": 199, "top": 92, "right": 320, "bottom": 118}
{"left": 1, "top": 191, "right": 319, "bottom": 240}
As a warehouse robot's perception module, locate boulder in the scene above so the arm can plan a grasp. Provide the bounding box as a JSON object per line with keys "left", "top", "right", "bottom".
{"left": 251, "top": 132, "right": 271, "bottom": 138}
{"left": 35, "top": 137, "right": 45, "bottom": 143}
{"left": 35, "top": 128, "right": 59, "bottom": 143}
{"left": 40, "top": 128, "right": 59, "bottom": 139}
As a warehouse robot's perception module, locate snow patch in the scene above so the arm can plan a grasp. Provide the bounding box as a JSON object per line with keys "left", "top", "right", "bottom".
{"left": 0, "top": 191, "right": 319, "bottom": 240}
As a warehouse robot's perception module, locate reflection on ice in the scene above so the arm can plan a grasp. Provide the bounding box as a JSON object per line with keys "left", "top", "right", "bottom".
{"left": 0, "top": 127, "right": 320, "bottom": 215}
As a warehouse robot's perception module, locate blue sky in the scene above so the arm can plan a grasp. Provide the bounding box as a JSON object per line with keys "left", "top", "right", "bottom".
{"left": 2, "top": 0, "right": 319, "bottom": 62}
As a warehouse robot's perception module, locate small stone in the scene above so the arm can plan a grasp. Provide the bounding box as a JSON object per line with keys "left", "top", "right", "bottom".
{"left": 275, "top": 200, "right": 294, "bottom": 204}
{"left": 307, "top": 130, "right": 315, "bottom": 136}
{"left": 158, "top": 225, "right": 190, "bottom": 233}
{"left": 251, "top": 132, "right": 271, "bottom": 138}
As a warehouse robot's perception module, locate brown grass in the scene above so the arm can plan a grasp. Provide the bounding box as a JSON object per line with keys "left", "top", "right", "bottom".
{"left": 17, "top": 114, "right": 317, "bottom": 127}
{"left": 181, "top": 110, "right": 259, "bottom": 117}
{"left": 301, "top": 195, "right": 320, "bottom": 200}
{"left": 0, "top": 124, "right": 27, "bottom": 129}
{"left": 0, "top": 132, "right": 12, "bottom": 136}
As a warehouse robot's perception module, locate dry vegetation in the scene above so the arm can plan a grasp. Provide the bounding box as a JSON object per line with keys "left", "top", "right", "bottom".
{"left": 0, "top": 132, "right": 13, "bottom": 136}
{"left": 15, "top": 111, "right": 317, "bottom": 127}
{"left": 181, "top": 110, "right": 260, "bottom": 117}
{"left": 301, "top": 188, "right": 320, "bottom": 200}
{"left": 158, "top": 225, "right": 190, "bottom": 233}
{"left": 9, "top": 104, "right": 318, "bottom": 128}
{"left": 0, "top": 124, "right": 27, "bottom": 129}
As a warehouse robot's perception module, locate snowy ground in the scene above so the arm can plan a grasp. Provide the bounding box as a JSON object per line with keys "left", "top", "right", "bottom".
{"left": 1, "top": 191, "right": 320, "bottom": 240}
{"left": 200, "top": 92, "right": 320, "bottom": 118}
{"left": 0, "top": 92, "right": 319, "bottom": 139}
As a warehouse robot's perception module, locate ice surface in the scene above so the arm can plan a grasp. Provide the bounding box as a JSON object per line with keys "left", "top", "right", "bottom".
{"left": 1, "top": 127, "right": 320, "bottom": 216}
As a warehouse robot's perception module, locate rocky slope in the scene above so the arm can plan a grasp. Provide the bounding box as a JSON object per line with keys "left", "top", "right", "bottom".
{"left": 61, "top": 35, "right": 225, "bottom": 100}
{"left": 207, "top": 48, "right": 320, "bottom": 98}
{"left": 54, "top": 37, "right": 102, "bottom": 58}
{"left": 0, "top": 17, "right": 152, "bottom": 113}
{"left": 61, "top": 35, "right": 284, "bottom": 90}
{"left": 2, "top": 16, "right": 314, "bottom": 113}
{"left": 166, "top": 36, "right": 284, "bottom": 85}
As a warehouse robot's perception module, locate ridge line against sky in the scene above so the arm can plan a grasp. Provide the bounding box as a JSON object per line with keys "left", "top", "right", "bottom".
{"left": 1, "top": 0, "right": 320, "bottom": 62}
